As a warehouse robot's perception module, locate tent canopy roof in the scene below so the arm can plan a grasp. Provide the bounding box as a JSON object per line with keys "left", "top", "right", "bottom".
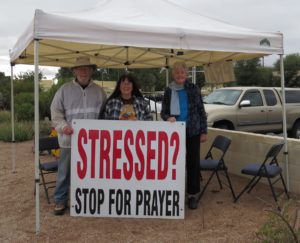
{"left": 9, "top": 0, "right": 283, "bottom": 68}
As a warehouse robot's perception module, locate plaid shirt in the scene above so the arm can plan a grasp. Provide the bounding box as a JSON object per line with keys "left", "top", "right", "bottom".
{"left": 161, "top": 81, "right": 207, "bottom": 137}
{"left": 102, "top": 96, "right": 153, "bottom": 121}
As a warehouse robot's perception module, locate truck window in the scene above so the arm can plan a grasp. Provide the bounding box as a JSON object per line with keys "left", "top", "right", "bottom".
{"left": 204, "top": 89, "right": 242, "bottom": 105}
{"left": 241, "top": 90, "right": 263, "bottom": 106}
{"left": 286, "top": 90, "right": 300, "bottom": 103}
{"left": 263, "top": 90, "right": 277, "bottom": 106}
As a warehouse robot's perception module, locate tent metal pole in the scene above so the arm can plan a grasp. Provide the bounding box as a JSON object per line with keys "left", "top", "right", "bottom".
{"left": 166, "top": 68, "right": 169, "bottom": 87}
{"left": 280, "top": 54, "right": 289, "bottom": 191}
{"left": 165, "top": 58, "right": 170, "bottom": 87}
{"left": 10, "top": 64, "right": 16, "bottom": 173}
{"left": 34, "top": 39, "right": 40, "bottom": 234}
{"left": 192, "top": 66, "right": 196, "bottom": 84}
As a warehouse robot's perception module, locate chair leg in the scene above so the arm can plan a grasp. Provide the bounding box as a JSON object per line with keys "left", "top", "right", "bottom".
{"left": 40, "top": 170, "right": 51, "bottom": 204}
{"left": 200, "top": 171, "right": 203, "bottom": 181}
{"left": 247, "top": 176, "right": 262, "bottom": 193}
{"left": 224, "top": 170, "right": 236, "bottom": 201}
{"left": 199, "top": 171, "right": 216, "bottom": 199}
{"left": 234, "top": 176, "right": 258, "bottom": 203}
{"left": 215, "top": 171, "right": 223, "bottom": 189}
{"left": 267, "top": 177, "right": 281, "bottom": 211}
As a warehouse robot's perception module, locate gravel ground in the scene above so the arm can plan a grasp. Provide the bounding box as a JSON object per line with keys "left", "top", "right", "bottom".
{"left": 0, "top": 140, "right": 294, "bottom": 242}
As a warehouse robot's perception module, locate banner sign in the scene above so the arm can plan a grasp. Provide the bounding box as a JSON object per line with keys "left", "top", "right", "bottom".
{"left": 70, "top": 119, "right": 186, "bottom": 219}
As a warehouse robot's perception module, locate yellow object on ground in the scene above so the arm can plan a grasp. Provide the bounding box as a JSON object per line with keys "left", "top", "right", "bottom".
{"left": 49, "top": 128, "right": 60, "bottom": 158}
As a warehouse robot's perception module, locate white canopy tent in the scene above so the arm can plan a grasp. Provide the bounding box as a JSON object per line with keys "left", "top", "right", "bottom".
{"left": 9, "top": 0, "right": 287, "bottom": 233}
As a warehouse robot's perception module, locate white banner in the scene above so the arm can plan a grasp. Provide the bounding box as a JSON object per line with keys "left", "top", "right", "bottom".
{"left": 70, "top": 119, "right": 186, "bottom": 219}
{"left": 204, "top": 61, "right": 236, "bottom": 83}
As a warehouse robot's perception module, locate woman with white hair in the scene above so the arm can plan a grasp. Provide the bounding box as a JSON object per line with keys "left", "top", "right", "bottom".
{"left": 161, "top": 61, "right": 207, "bottom": 210}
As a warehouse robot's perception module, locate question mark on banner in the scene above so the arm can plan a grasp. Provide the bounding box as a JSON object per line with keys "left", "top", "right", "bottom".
{"left": 170, "top": 132, "right": 180, "bottom": 180}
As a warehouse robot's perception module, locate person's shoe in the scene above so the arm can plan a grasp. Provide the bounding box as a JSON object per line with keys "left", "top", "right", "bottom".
{"left": 188, "top": 195, "right": 200, "bottom": 210}
{"left": 54, "top": 203, "right": 66, "bottom": 215}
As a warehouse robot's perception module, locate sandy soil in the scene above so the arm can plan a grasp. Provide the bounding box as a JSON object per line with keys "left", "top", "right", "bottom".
{"left": 0, "top": 140, "right": 295, "bottom": 242}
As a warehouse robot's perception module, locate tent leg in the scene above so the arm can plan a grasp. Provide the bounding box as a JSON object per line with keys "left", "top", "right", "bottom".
{"left": 10, "top": 65, "right": 16, "bottom": 173}
{"left": 280, "top": 54, "right": 289, "bottom": 191}
{"left": 192, "top": 66, "right": 196, "bottom": 84}
{"left": 34, "top": 39, "right": 40, "bottom": 234}
{"left": 165, "top": 57, "right": 170, "bottom": 87}
{"left": 166, "top": 68, "right": 169, "bottom": 87}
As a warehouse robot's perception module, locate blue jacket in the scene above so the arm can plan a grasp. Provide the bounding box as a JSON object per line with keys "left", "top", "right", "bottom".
{"left": 161, "top": 81, "right": 207, "bottom": 137}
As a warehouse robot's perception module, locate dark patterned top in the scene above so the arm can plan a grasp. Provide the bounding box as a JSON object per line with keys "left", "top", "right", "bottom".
{"left": 102, "top": 96, "right": 153, "bottom": 121}
{"left": 161, "top": 81, "right": 207, "bottom": 137}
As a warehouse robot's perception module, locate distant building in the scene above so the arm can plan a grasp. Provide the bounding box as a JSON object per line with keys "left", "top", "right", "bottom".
{"left": 39, "top": 79, "right": 117, "bottom": 94}
{"left": 94, "top": 80, "right": 116, "bottom": 95}
{"left": 40, "top": 79, "right": 55, "bottom": 91}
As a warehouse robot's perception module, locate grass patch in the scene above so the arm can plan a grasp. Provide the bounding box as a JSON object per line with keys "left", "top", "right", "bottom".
{"left": 256, "top": 199, "right": 300, "bottom": 243}
{"left": 0, "top": 119, "right": 52, "bottom": 142}
{"left": 0, "top": 122, "right": 34, "bottom": 142}
{"left": 0, "top": 110, "right": 11, "bottom": 123}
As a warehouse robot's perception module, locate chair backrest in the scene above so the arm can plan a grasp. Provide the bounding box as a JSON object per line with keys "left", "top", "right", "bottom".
{"left": 39, "top": 137, "right": 60, "bottom": 151}
{"left": 206, "top": 135, "right": 231, "bottom": 160}
{"left": 212, "top": 135, "right": 232, "bottom": 154}
{"left": 265, "top": 141, "right": 284, "bottom": 162}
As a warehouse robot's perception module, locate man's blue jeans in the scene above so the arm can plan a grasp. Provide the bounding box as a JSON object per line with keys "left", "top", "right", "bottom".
{"left": 54, "top": 148, "right": 71, "bottom": 204}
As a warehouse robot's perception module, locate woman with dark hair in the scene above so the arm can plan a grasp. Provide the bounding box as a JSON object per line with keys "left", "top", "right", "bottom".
{"left": 101, "top": 73, "right": 152, "bottom": 121}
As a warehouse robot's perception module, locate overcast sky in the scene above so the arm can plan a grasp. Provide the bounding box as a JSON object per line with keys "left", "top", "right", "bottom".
{"left": 0, "top": 0, "right": 299, "bottom": 79}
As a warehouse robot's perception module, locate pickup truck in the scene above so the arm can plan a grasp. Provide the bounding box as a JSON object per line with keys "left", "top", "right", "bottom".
{"left": 203, "top": 87, "right": 300, "bottom": 138}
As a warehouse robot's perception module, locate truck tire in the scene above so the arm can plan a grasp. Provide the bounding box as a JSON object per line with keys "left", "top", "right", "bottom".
{"left": 291, "top": 121, "right": 300, "bottom": 138}
{"left": 213, "top": 122, "right": 232, "bottom": 130}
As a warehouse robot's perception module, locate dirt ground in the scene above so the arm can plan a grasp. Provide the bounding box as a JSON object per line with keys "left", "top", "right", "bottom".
{"left": 0, "top": 140, "right": 296, "bottom": 242}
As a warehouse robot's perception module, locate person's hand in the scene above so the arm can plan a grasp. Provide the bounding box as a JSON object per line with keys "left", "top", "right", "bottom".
{"left": 167, "top": 117, "right": 176, "bottom": 123}
{"left": 200, "top": 134, "right": 207, "bottom": 143}
{"left": 62, "top": 125, "right": 74, "bottom": 135}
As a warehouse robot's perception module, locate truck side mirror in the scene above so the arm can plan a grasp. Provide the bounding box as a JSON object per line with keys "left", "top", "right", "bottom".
{"left": 239, "top": 100, "right": 251, "bottom": 107}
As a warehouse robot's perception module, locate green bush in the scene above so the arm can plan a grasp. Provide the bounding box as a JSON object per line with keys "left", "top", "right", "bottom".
{"left": 0, "top": 110, "right": 11, "bottom": 123}
{"left": 13, "top": 90, "right": 54, "bottom": 121}
{"left": 14, "top": 92, "right": 34, "bottom": 121}
{"left": 39, "top": 92, "right": 51, "bottom": 120}
{"left": 15, "top": 92, "right": 34, "bottom": 105}
{"left": 0, "top": 121, "right": 34, "bottom": 141}
{"left": 15, "top": 103, "right": 34, "bottom": 121}
{"left": 0, "top": 119, "right": 52, "bottom": 142}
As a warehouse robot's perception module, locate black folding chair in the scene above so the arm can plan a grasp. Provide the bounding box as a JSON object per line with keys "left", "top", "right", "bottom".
{"left": 199, "top": 135, "right": 236, "bottom": 201}
{"left": 234, "top": 142, "right": 289, "bottom": 207}
{"left": 35, "top": 136, "right": 60, "bottom": 204}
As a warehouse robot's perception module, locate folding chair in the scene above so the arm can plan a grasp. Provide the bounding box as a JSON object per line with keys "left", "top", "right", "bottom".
{"left": 234, "top": 142, "right": 289, "bottom": 207}
{"left": 199, "top": 135, "right": 236, "bottom": 201}
{"left": 35, "top": 136, "right": 60, "bottom": 204}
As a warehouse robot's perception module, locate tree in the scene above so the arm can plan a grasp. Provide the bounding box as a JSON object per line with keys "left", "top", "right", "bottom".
{"left": 0, "top": 72, "right": 11, "bottom": 109}
{"left": 234, "top": 58, "right": 276, "bottom": 87}
{"left": 274, "top": 53, "right": 300, "bottom": 87}
{"left": 235, "top": 58, "right": 262, "bottom": 86}
{"left": 55, "top": 67, "right": 73, "bottom": 84}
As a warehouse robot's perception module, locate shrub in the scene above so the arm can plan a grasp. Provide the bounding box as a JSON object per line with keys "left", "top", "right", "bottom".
{"left": 0, "top": 110, "right": 11, "bottom": 123}
{"left": 39, "top": 92, "right": 51, "bottom": 120}
{"left": 256, "top": 199, "right": 300, "bottom": 243}
{"left": 0, "top": 121, "right": 34, "bottom": 141}
{"left": 15, "top": 92, "right": 34, "bottom": 105}
{"left": 15, "top": 103, "right": 34, "bottom": 121}
{"left": 0, "top": 119, "right": 52, "bottom": 142}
